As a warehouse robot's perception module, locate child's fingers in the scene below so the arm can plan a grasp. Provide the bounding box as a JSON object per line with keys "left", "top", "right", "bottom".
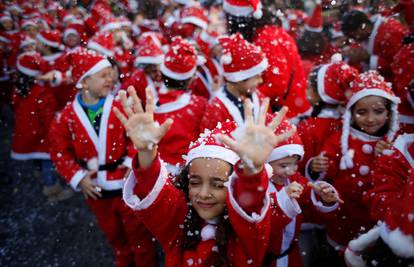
{"left": 113, "top": 107, "right": 128, "bottom": 126}
{"left": 118, "top": 91, "right": 134, "bottom": 117}
{"left": 243, "top": 99, "right": 254, "bottom": 126}
{"left": 159, "top": 118, "right": 174, "bottom": 139}
{"left": 257, "top": 98, "right": 269, "bottom": 125}
{"left": 269, "top": 106, "right": 288, "bottom": 131}
{"left": 145, "top": 86, "right": 155, "bottom": 117}
{"left": 127, "top": 86, "right": 144, "bottom": 113}
{"left": 217, "top": 134, "right": 239, "bottom": 153}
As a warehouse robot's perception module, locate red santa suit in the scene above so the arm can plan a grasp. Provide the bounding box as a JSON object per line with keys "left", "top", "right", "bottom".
{"left": 123, "top": 121, "right": 272, "bottom": 267}
{"left": 189, "top": 57, "right": 221, "bottom": 100}
{"left": 154, "top": 89, "right": 207, "bottom": 173}
{"left": 363, "top": 14, "right": 409, "bottom": 78}
{"left": 253, "top": 25, "right": 311, "bottom": 120}
{"left": 313, "top": 71, "right": 401, "bottom": 249}
{"left": 11, "top": 52, "right": 57, "bottom": 160}
{"left": 49, "top": 49, "right": 158, "bottom": 267}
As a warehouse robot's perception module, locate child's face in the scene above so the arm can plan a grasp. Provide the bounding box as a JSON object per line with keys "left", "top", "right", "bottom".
{"left": 144, "top": 64, "right": 162, "bottom": 82}
{"left": 230, "top": 74, "right": 263, "bottom": 96}
{"left": 64, "top": 34, "right": 80, "bottom": 48}
{"left": 269, "top": 156, "right": 299, "bottom": 181}
{"left": 24, "top": 26, "right": 38, "bottom": 39}
{"left": 188, "top": 158, "right": 231, "bottom": 221}
{"left": 306, "top": 82, "right": 321, "bottom": 107}
{"left": 352, "top": 96, "right": 389, "bottom": 135}
{"left": 82, "top": 67, "right": 113, "bottom": 98}
{"left": 1, "top": 19, "right": 13, "bottom": 31}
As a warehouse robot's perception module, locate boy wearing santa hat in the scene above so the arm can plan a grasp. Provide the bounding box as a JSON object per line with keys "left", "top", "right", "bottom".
{"left": 48, "top": 48, "right": 158, "bottom": 267}
{"left": 200, "top": 32, "right": 269, "bottom": 131}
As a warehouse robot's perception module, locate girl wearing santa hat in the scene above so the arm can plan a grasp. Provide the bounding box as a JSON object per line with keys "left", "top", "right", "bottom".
{"left": 263, "top": 113, "right": 342, "bottom": 267}
{"left": 11, "top": 51, "right": 73, "bottom": 202}
{"left": 308, "top": 71, "right": 400, "bottom": 255}
{"left": 48, "top": 48, "right": 158, "bottom": 267}
{"left": 115, "top": 85, "right": 295, "bottom": 267}
{"left": 345, "top": 134, "right": 414, "bottom": 266}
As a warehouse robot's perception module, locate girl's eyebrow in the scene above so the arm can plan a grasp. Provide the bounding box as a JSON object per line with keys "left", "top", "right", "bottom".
{"left": 210, "top": 177, "right": 226, "bottom": 182}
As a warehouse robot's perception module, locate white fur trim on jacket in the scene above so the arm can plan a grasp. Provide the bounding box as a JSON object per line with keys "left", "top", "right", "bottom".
{"left": 227, "top": 172, "right": 270, "bottom": 223}
{"left": 380, "top": 223, "right": 414, "bottom": 258}
{"left": 276, "top": 186, "right": 302, "bottom": 219}
{"left": 153, "top": 92, "right": 191, "bottom": 113}
{"left": 69, "top": 168, "right": 88, "bottom": 191}
{"left": 310, "top": 181, "right": 339, "bottom": 212}
{"left": 123, "top": 159, "right": 169, "bottom": 210}
{"left": 223, "top": 58, "right": 268, "bottom": 83}
{"left": 10, "top": 151, "right": 50, "bottom": 160}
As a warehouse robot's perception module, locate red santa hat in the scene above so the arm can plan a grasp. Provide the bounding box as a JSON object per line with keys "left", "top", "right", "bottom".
{"left": 196, "top": 29, "right": 219, "bottom": 56}
{"left": 16, "top": 51, "right": 47, "bottom": 77}
{"left": 185, "top": 120, "right": 240, "bottom": 165}
{"left": 134, "top": 32, "right": 164, "bottom": 66}
{"left": 180, "top": 6, "right": 209, "bottom": 29}
{"left": 267, "top": 115, "right": 304, "bottom": 163}
{"left": 219, "top": 33, "right": 268, "bottom": 83}
{"left": 340, "top": 71, "right": 400, "bottom": 170}
{"left": 316, "top": 53, "right": 359, "bottom": 104}
{"left": 99, "top": 16, "right": 123, "bottom": 32}
{"left": 19, "top": 35, "right": 37, "bottom": 48}
{"left": 21, "top": 19, "right": 37, "bottom": 29}
{"left": 329, "top": 21, "right": 343, "bottom": 39}
{"left": 7, "top": 4, "right": 23, "bottom": 13}
{"left": 305, "top": 1, "right": 323, "bottom": 32}
{"left": 87, "top": 32, "right": 115, "bottom": 57}
{"left": 67, "top": 48, "right": 112, "bottom": 89}
{"left": 119, "top": 16, "right": 131, "bottom": 28}
{"left": 223, "top": 0, "right": 263, "bottom": 19}
{"left": 37, "top": 30, "right": 65, "bottom": 50}
{"left": 0, "top": 12, "right": 12, "bottom": 23}
{"left": 63, "top": 23, "right": 83, "bottom": 40}
{"left": 160, "top": 36, "right": 198, "bottom": 80}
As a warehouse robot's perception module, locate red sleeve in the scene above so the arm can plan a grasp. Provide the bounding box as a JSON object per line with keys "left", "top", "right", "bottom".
{"left": 37, "top": 87, "right": 58, "bottom": 130}
{"left": 132, "top": 153, "right": 162, "bottom": 198}
{"left": 319, "top": 134, "right": 341, "bottom": 182}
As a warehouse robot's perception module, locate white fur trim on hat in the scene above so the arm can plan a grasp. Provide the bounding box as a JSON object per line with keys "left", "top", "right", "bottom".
{"left": 346, "top": 88, "right": 400, "bottom": 109}
{"left": 100, "top": 22, "right": 122, "bottom": 32}
{"left": 134, "top": 55, "right": 164, "bottom": 66}
{"left": 266, "top": 144, "right": 304, "bottom": 163}
{"left": 160, "top": 62, "right": 196, "bottom": 80}
{"left": 87, "top": 41, "right": 114, "bottom": 57}
{"left": 16, "top": 61, "right": 40, "bottom": 77}
{"left": 37, "top": 33, "right": 65, "bottom": 50}
{"left": 75, "top": 59, "right": 112, "bottom": 89}
{"left": 181, "top": 16, "right": 208, "bottom": 29}
{"left": 185, "top": 145, "right": 240, "bottom": 165}
{"left": 223, "top": 58, "right": 268, "bottom": 83}
{"left": 223, "top": 0, "right": 254, "bottom": 17}
{"left": 304, "top": 24, "right": 323, "bottom": 32}
{"left": 63, "top": 28, "right": 79, "bottom": 40}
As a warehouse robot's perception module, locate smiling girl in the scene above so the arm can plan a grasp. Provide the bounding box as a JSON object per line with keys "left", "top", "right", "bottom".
{"left": 308, "top": 71, "right": 400, "bottom": 254}
{"left": 115, "top": 86, "right": 294, "bottom": 267}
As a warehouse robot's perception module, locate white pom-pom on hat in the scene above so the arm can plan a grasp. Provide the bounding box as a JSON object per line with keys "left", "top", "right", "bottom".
{"left": 331, "top": 53, "right": 343, "bottom": 64}
{"left": 221, "top": 53, "right": 233, "bottom": 65}
{"left": 196, "top": 55, "right": 206, "bottom": 65}
{"left": 253, "top": 8, "right": 263, "bottom": 19}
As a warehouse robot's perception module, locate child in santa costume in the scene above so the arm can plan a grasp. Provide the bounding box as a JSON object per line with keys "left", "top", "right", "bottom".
{"left": 308, "top": 71, "right": 401, "bottom": 253}
{"left": 345, "top": 156, "right": 414, "bottom": 266}
{"left": 11, "top": 51, "right": 73, "bottom": 201}
{"left": 341, "top": 10, "right": 409, "bottom": 80}
{"left": 115, "top": 87, "right": 294, "bottom": 267}
{"left": 147, "top": 36, "right": 207, "bottom": 174}
{"left": 48, "top": 48, "right": 158, "bottom": 267}
{"left": 121, "top": 31, "right": 164, "bottom": 104}
{"left": 200, "top": 32, "right": 269, "bottom": 131}
{"left": 264, "top": 113, "right": 342, "bottom": 267}
{"left": 298, "top": 54, "right": 359, "bottom": 176}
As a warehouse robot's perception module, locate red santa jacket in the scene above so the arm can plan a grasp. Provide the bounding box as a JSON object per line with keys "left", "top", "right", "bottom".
{"left": 120, "top": 69, "right": 160, "bottom": 105}
{"left": 317, "top": 128, "right": 386, "bottom": 247}
{"left": 265, "top": 175, "right": 339, "bottom": 267}
{"left": 253, "top": 25, "right": 311, "bottom": 119}
{"left": 11, "top": 83, "right": 57, "bottom": 160}
{"left": 200, "top": 90, "right": 267, "bottom": 131}
{"left": 398, "top": 93, "right": 414, "bottom": 134}
{"left": 297, "top": 108, "right": 342, "bottom": 177}
{"left": 364, "top": 15, "right": 409, "bottom": 78}
{"left": 366, "top": 133, "right": 414, "bottom": 222}
{"left": 123, "top": 156, "right": 272, "bottom": 267}
{"left": 189, "top": 58, "right": 221, "bottom": 100}
{"left": 154, "top": 90, "right": 207, "bottom": 172}
{"left": 49, "top": 94, "right": 135, "bottom": 190}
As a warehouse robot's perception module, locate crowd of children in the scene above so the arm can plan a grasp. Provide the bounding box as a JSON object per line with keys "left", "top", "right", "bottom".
{"left": 1, "top": 0, "right": 414, "bottom": 266}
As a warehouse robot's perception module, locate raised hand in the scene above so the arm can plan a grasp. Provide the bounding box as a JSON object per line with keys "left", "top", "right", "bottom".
{"left": 285, "top": 181, "right": 304, "bottom": 199}
{"left": 218, "top": 98, "right": 295, "bottom": 174}
{"left": 310, "top": 152, "right": 329, "bottom": 173}
{"left": 308, "top": 182, "right": 344, "bottom": 204}
{"left": 113, "top": 86, "right": 173, "bottom": 151}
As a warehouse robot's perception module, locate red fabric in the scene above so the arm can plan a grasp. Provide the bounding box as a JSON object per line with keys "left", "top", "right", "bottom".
{"left": 11, "top": 84, "right": 57, "bottom": 158}
{"left": 189, "top": 58, "right": 220, "bottom": 100}
{"left": 297, "top": 116, "right": 342, "bottom": 175}
{"left": 319, "top": 131, "right": 384, "bottom": 246}
{"left": 130, "top": 157, "right": 271, "bottom": 267}
{"left": 86, "top": 197, "right": 158, "bottom": 267}
{"left": 154, "top": 91, "right": 207, "bottom": 166}
{"left": 49, "top": 96, "right": 135, "bottom": 188}
{"left": 253, "top": 25, "right": 311, "bottom": 118}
